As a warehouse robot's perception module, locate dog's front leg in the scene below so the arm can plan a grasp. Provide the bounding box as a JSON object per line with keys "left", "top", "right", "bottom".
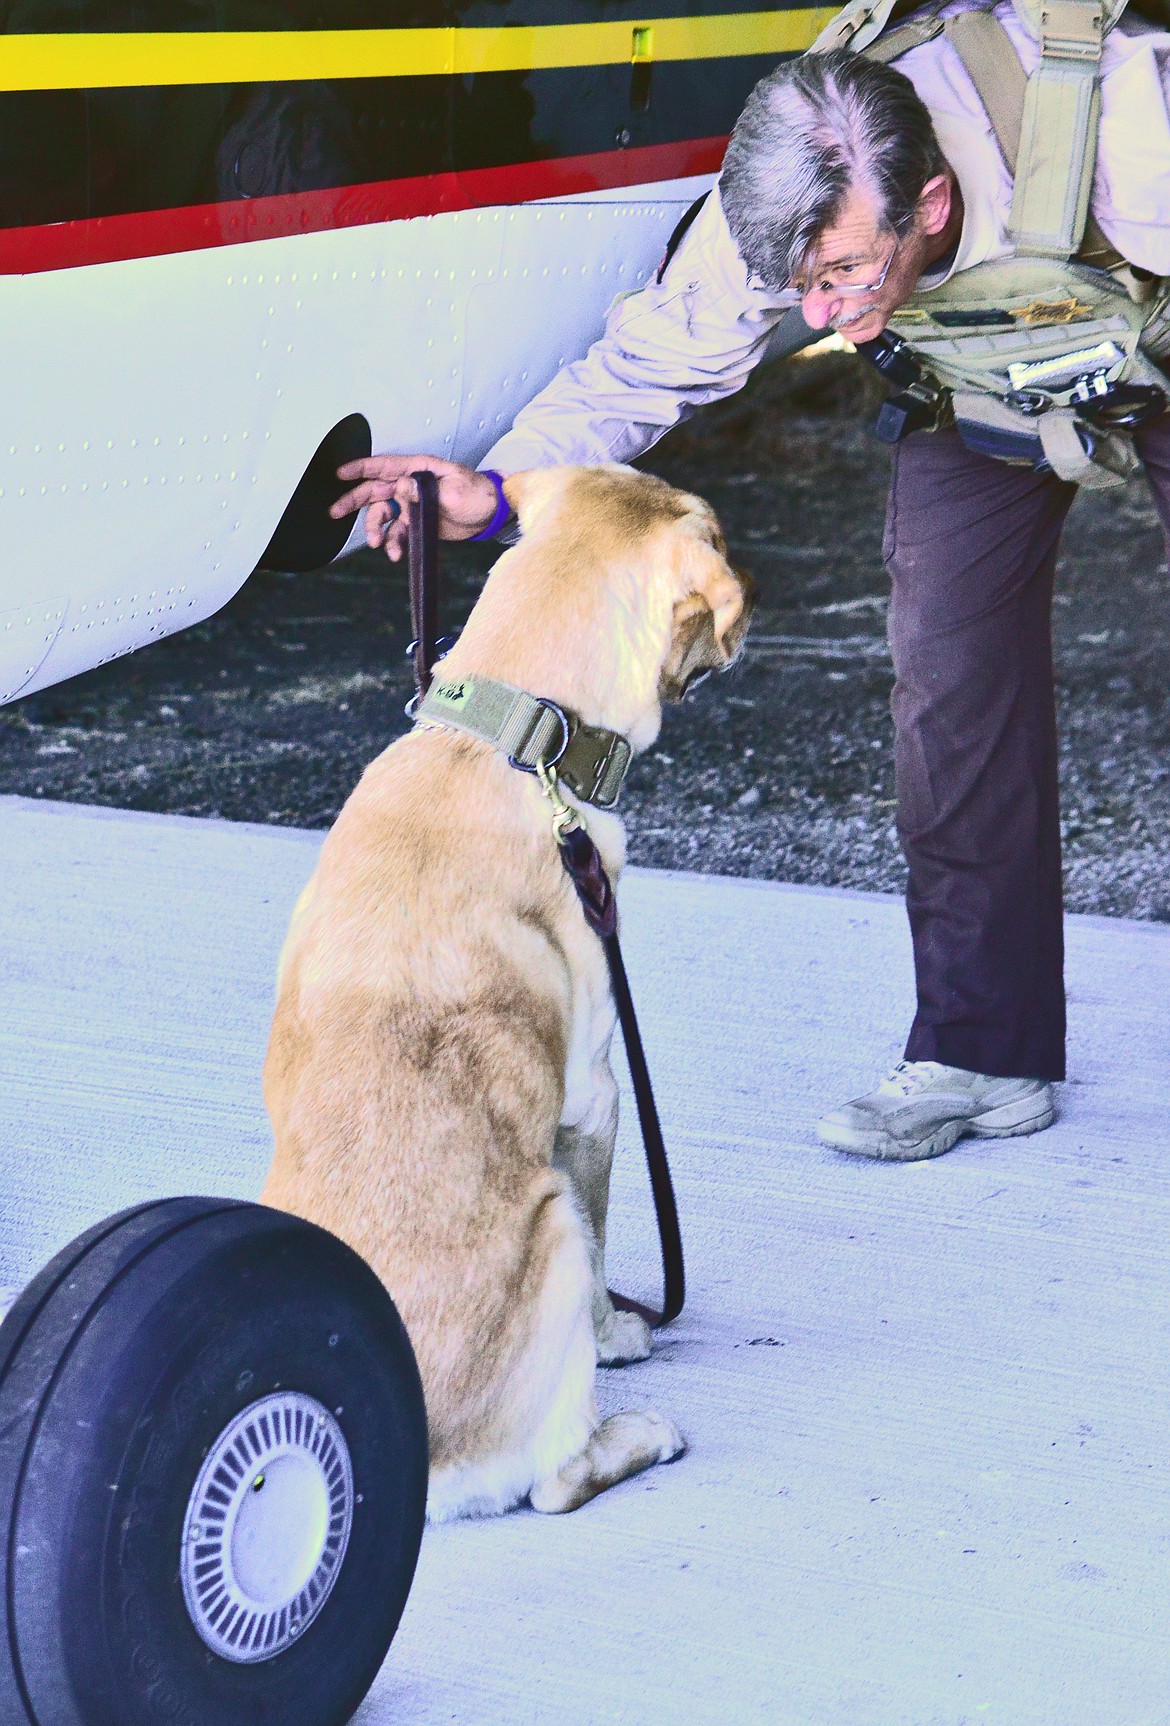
{"left": 553, "top": 1063, "right": 651, "bottom": 1367}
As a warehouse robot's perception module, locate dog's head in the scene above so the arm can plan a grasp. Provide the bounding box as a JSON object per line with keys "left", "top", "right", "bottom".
{"left": 499, "top": 466, "right": 753, "bottom": 738}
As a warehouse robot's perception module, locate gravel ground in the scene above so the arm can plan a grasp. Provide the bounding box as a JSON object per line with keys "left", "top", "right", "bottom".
{"left": 3, "top": 349, "right": 1169, "bottom": 918}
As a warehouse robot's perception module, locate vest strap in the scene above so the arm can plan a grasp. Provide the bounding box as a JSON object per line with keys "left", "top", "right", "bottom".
{"left": 862, "top": 11, "right": 946, "bottom": 59}
{"left": 810, "top": 0, "right": 903, "bottom": 54}
{"left": 944, "top": 6, "right": 1128, "bottom": 271}
{"left": 944, "top": 10, "right": 1027, "bottom": 171}
{"left": 1010, "top": 0, "right": 1104, "bottom": 257}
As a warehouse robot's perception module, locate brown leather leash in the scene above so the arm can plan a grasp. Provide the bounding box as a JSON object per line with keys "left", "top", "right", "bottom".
{"left": 407, "top": 467, "right": 441, "bottom": 701}
{"left": 406, "top": 471, "right": 684, "bottom": 1328}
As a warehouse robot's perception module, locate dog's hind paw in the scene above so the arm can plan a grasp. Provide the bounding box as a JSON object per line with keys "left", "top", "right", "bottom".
{"left": 596, "top": 1307, "right": 653, "bottom": 1366}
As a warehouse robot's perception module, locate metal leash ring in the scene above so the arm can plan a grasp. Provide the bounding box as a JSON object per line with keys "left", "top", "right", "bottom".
{"left": 508, "top": 697, "right": 571, "bottom": 776}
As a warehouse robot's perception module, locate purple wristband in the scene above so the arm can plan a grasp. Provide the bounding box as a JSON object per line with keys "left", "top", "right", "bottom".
{"left": 469, "top": 470, "right": 512, "bottom": 542}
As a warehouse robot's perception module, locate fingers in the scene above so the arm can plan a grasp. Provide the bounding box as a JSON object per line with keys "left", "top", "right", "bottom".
{"left": 381, "top": 518, "right": 410, "bottom": 562}
{"left": 334, "top": 452, "right": 462, "bottom": 488}
{"left": 363, "top": 497, "right": 400, "bottom": 545}
{"left": 332, "top": 466, "right": 428, "bottom": 522}
{"left": 331, "top": 478, "right": 404, "bottom": 520}
{"left": 330, "top": 456, "right": 419, "bottom": 522}
{"left": 332, "top": 453, "right": 480, "bottom": 519}
{"left": 360, "top": 497, "right": 411, "bottom": 562}
{"left": 330, "top": 457, "right": 446, "bottom": 520}
{"left": 334, "top": 454, "right": 422, "bottom": 486}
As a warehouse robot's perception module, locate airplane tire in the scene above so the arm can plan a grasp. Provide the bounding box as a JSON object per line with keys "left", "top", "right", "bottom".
{"left": 0, "top": 1196, "right": 428, "bottom": 1726}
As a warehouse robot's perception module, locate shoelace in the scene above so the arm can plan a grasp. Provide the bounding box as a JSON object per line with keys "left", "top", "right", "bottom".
{"left": 876, "top": 1059, "right": 948, "bottom": 1098}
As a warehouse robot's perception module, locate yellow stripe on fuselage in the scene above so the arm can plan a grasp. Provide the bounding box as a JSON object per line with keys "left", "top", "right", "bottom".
{"left": 0, "top": 10, "right": 836, "bottom": 93}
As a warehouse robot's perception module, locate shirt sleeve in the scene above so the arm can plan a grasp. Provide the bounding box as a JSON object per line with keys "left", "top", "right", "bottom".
{"left": 1093, "top": 22, "right": 1170, "bottom": 275}
{"left": 482, "top": 184, "right": 796, "bottom": 475}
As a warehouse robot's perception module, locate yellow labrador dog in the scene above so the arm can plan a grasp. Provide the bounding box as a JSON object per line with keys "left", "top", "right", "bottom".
{"left": 262, "top": 464, "right": 752, "bottom": 1520}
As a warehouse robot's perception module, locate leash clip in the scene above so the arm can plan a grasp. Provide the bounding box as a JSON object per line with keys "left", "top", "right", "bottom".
{"left": 535, "top": 757, "right": 580, "bottom": 843}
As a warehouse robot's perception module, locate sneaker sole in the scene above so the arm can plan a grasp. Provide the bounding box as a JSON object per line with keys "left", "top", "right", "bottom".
{"left": 818, "top": 1094, "right": 1056, "bottom": 1163}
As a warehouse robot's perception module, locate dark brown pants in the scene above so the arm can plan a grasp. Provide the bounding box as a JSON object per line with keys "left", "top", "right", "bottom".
{"left": 883, "top": 413, "right": 1170, "bottom": 1081}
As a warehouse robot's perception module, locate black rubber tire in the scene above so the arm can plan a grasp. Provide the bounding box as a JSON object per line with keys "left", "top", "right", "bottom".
{"left": 0, "top": 1197, "right": 428, "bottom": 1726}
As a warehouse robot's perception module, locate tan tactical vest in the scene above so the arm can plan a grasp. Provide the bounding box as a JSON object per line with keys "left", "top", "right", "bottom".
{"left": 812, "top": 0, "right": 1170, "bottom": 485}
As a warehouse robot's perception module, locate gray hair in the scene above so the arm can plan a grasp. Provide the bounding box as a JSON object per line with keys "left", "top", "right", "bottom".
{"left": 720, "top": 50, "right": 947, "bottom": 289}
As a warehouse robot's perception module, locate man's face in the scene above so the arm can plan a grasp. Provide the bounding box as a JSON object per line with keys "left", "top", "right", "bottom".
{"left": 793, "top": 177, "right": 954, "bottom": 344}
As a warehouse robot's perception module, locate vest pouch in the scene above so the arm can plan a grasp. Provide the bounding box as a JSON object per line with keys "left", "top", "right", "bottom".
{"left": 952, "top": 390, "right": 1047, "bottom": 466}
{"left": 1037, "top": 407, "right": 1139, "bottom": 487}
{"left": 951, "top": 390, "right": 1135, "bottom": 487}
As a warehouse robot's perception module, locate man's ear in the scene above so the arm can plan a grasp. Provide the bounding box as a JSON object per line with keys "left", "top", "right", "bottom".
{"left": 917, "top": 172, "right": 953, "bottom": 238}
{"left": 501, "top": 469, "right": 565, "bottom": 534}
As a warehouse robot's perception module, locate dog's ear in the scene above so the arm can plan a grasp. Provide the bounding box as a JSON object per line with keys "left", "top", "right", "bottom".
{"left": 660, "top": 592, "right": 719, "bottom": 701}
{"left": 501, "top": 469, "right": 566, "bottom": 535}
{"left": 659, "top": 538, "right": 754, "bottom": 701}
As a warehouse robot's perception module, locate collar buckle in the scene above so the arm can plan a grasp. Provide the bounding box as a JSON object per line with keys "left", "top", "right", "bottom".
{"left": 559, "top": 723, "right": 634, "bottom": 810}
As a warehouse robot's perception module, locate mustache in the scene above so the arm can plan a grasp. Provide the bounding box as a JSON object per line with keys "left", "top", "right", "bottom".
{"left": 833, "top": 299, "right": 883, "bottom": 329}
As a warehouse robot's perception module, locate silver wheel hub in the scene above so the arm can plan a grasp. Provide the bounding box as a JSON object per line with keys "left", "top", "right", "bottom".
{"left": 181, "top": 1391, "right": 354, "bottom": 1663}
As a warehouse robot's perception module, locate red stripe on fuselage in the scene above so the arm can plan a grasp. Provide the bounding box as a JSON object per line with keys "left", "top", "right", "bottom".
{"left": 0, "top": 137, "right": 726, "bottom": 275}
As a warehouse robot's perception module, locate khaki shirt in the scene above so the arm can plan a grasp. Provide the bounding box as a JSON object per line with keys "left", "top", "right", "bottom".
{"left": 484, "top": 0, "right": 1170, "bottom": 476}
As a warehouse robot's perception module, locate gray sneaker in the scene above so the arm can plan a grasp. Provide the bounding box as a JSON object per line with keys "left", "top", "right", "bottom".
{"left": 817, "top": 1060, "right": 1056, "bottom": 1162}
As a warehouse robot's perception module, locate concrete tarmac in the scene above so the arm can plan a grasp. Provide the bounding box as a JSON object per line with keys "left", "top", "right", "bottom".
{"left": 2, "top": 796, "right": 1168, "bottom": 1726}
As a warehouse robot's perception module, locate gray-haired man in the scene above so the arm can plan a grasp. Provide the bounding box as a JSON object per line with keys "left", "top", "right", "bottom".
{"left": 333, "top": 1, "right": 1170, "bottom": 1162}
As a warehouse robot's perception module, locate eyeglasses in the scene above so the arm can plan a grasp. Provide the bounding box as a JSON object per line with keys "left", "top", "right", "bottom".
{"left": 795, "top": 239, "right": 899, "bottom": 301}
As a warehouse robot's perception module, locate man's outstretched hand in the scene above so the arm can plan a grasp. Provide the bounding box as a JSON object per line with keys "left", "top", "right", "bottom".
{"left": 330, "top": 454, "right": 501, "bottom": 562}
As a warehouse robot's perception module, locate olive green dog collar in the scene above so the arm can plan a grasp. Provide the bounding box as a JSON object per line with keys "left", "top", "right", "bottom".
{"left": 415, "top": 673, "right": 633, "bottom": 810}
